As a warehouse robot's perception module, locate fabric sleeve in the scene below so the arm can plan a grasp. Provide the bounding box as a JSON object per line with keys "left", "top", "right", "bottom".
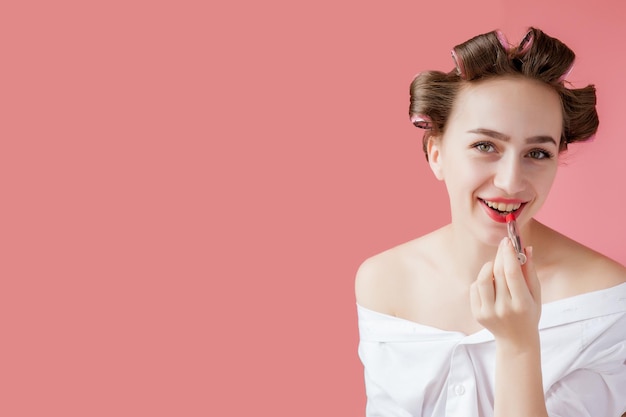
{"left": 545, "top": 314, "right": 626, "bottom": 417}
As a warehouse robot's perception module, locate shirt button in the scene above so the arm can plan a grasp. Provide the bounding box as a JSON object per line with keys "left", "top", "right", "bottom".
{"left": 454, "top": 385, "right": 466, "bottom": 396}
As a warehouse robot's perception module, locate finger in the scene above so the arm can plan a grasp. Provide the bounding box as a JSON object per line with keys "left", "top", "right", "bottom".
{"left": 476, "top": 261, "right": 496, "bottom": 311}
{"left": 502, "top": 237, "right": 532, "bottom": 302}
{"left": 521, "top": 246, "right": 542, "bottom": 303}
{"left": 493, "top": 238, "right": 512, "bottom": 301}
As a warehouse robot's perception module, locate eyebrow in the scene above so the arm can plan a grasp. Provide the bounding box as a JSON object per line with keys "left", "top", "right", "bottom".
{"left": 467, "top": 128, "right": 558, "bottom": 146}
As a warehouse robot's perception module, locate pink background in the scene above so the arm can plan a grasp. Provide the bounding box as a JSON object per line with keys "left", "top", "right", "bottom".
{"left": 3, "top": 0, "right": 624, "bottom": 415}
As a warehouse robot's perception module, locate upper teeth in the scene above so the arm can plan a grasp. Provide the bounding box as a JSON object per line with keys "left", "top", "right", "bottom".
{"left": 484, "top": 200, "right": 521, "bottom": 212}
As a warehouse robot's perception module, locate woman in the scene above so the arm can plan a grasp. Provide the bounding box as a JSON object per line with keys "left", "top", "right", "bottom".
{"left": 355, "top": 27, "right": 626, "bottom": 417}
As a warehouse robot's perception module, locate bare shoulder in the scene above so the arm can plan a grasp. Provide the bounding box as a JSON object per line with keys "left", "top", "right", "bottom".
{"left": 578, "top": 249, "right": 626, "bottom": 286}
{"left": 355, "top": 231, "right": 441, "bottom": 315}
{"left": 354, "top": 241, "right": 413, "bottom": 315}
{"left": 535, "top": 223, "right": 626, "bottom": 300}
{"left": 559, "top": 238, "right": 625, "bottom": 287}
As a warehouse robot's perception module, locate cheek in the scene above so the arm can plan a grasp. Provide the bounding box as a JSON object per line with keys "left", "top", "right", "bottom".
{"left": 453, "top": 158, "right": 491, "bottom": 184}
{"left": 443, "top": 160, "right": 491, "bottom": 197}
{"left": 531, "top": 165, "right": 558, "bottom": 196}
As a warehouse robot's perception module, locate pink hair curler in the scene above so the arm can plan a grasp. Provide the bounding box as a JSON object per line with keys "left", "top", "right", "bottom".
{"left": 450, "top": 49, "right": 466, "bottom": 79}
{"left": 495, "top": 30, "right": 510, "bottom": 52}
{"left": 558, "top": 61, "right": 575, "bottom": 82}
{"left": 517, "top": 30, "right": 534, "bottom": 55}
{"left": 411, "top": 114, "right": 432, "bottom": 129}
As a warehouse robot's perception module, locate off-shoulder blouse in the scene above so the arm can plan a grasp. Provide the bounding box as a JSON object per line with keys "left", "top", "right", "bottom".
{"left": 357, "top": 283, "right": 626, "bottom": 417}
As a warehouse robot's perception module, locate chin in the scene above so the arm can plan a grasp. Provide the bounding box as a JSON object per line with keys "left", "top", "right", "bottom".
{"left": 473, "top": 221, "right": 508, "bottom": 248}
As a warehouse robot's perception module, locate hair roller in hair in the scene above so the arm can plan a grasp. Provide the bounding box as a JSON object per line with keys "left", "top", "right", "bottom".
{"left": 450, "top": 48, "right": 466, "bottom": 79}
{"left": 411, "top": 114, "right": 432, "bottom": 129}
{"left": 558, "top": 61, "right": 575, "bottom": 82}
{"left": 517, "top": 29, "right": 534, "bottom": 55}
{"left": 495, "top": 30, "right": 510, "bottom": 52}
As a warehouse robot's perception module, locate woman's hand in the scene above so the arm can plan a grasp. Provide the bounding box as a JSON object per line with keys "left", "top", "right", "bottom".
{"left": 471, "top": 238, "right": 549, "bottom": 417}
{"left": 470, "top": 237, "right": 542, "bottom": 346}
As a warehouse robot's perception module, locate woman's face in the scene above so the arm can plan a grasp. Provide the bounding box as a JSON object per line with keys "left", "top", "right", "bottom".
{"left": 427, "top": 76, "right": 563, "bottom": 245}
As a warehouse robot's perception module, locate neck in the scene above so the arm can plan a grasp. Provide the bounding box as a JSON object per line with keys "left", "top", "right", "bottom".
{"left": 442, "top": 218, "right": 546, "bottom": 283}
{"left": 442, "top": 223, "right": 501, "bottom": 283}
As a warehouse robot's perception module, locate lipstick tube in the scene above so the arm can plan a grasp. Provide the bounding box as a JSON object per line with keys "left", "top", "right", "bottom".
{"left": 505, "top": 213, "right": 527, "bottom": 265}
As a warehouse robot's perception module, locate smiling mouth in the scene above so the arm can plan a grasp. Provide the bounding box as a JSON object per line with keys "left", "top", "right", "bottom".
{"left": 481, "top": 199, "right": 523, "bottom": 215}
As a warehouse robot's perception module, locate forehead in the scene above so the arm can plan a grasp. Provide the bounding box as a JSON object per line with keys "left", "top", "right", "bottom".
{"left": 447, "top": 77, "right": 563, "bottom": 139}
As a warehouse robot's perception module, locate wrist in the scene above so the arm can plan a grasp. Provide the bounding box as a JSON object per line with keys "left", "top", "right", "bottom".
{"left": 495, "top": 331, "right": 540, "bottom": 355}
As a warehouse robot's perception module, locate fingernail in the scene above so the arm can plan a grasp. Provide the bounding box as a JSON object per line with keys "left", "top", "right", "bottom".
{"left": 526, "top": 246, "right": 533, "bottom": 258}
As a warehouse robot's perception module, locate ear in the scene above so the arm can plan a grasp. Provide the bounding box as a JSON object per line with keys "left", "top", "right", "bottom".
{"left": 426, "top": 135, "right": 444, "bottom": 181}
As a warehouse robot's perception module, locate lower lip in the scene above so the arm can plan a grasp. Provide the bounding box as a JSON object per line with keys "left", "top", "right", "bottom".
{"left": 480, "top": 200, "right": 525, "bottom": 223}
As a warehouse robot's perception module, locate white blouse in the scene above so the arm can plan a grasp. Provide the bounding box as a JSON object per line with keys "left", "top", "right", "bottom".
{"left": 357, "top": 283, "right": 626, "bottom": 417}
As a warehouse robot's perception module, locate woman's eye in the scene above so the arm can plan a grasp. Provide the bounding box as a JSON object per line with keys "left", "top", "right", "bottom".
{"left": 528, "top": 149, "right": 554, "bottom": 160}
{"left": 473, "top": 142, "right": 495, "bottom": 153}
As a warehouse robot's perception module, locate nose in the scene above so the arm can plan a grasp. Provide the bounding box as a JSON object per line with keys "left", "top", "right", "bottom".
{"left": 493, "top": 157, "right": 525, "bottom": 195}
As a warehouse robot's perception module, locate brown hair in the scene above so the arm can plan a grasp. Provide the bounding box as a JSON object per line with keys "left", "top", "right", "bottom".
{"left": 409, "top": 27, "right": 599, "bottom": 160}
